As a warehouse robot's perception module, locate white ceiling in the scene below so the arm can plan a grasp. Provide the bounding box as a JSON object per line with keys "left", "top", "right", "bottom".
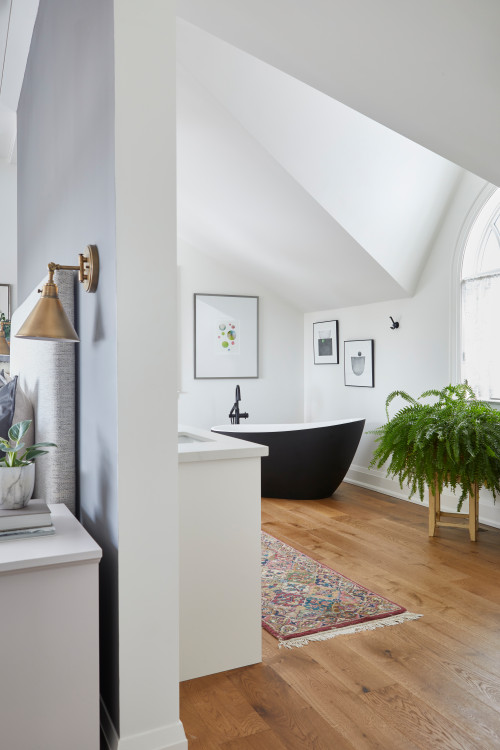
{"left": 0, "top": 1, "right": 493, "bottom": 313}
{"left": 177, "top": 0, "right": 500, "bottom": 188}
{"left": 0, "top": 0, "right": 39, "bottom": 162}
{"left": 176, "top": 16, "right": 465, "bottom": 312}
{"left": 177, "top": 64, "right": 405, "bottom": 311}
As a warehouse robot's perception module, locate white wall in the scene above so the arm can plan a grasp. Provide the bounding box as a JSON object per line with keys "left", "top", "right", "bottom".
{"left": 0, "top": 165, "right": 17, "bottom": 309}
{"left": 114, "top": 2, "right": 186, "bottom": 749}
{"left": 178, "top": 238, "right": 304, "bottom": 429}
{"left": 304, "top": 171, "right": 500, "bottom": 529}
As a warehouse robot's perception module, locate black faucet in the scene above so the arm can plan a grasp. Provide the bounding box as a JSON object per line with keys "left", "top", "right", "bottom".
{"left": 229, "top": 385, "right": 249, "bottom": 424}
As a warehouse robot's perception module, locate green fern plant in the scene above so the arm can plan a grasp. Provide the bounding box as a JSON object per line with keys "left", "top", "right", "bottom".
{"left": 369, "top": 383, "right": 500, "bottom": 511}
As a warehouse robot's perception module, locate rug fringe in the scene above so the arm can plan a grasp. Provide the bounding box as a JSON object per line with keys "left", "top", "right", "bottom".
{"left": 279, "top": 612, "right": 423, "bottom": 649}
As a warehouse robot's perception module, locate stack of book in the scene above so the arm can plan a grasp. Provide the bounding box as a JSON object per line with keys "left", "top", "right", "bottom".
{"left": 0, "top": 500, "right": 55, "bottom": 540}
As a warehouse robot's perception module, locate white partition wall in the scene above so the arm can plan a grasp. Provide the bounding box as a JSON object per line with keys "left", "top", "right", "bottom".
{"left": 113, "top": 1, "right": 186, "bottom": 748}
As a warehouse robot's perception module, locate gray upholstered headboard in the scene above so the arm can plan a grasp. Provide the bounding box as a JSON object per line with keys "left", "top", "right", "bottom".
{"left": 10, "top": 271, "right": 76, "bottom": 513}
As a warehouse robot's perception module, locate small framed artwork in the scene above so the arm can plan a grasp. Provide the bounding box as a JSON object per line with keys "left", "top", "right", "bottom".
{"left": 194, "top": 293, "right": 259, "bottom": 379}
{"left": 313, "top": 320, "right": 339, "bottom": 364}
{"left": 0, "top": 284, "right": 11, "bottom": 320}
{"left": 344, "top": 339, "right": 374, "bottom": 387}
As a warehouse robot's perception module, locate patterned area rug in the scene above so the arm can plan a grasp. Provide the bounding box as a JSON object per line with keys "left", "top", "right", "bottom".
{"left": 262, "top": 532, "right": 422, "bottom": 648}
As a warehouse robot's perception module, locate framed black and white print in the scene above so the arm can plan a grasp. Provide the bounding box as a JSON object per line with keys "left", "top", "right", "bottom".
{"left": 344, "top": 339, "right": 374, "bottom": 387}
{"left": 194, "top": 294, "right": 259, "bottom": 379}
{"left": 313, "top": 320, "right": 339, "bottom": 364}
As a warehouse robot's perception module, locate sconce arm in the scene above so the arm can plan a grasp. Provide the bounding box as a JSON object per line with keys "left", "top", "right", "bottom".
{"left": 45, "top": 245, "right": 99, "bottom": 293}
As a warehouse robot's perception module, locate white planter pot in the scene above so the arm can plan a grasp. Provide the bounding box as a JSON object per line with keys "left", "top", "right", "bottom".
{"left": 0, "top": 463, "right": 36, "bottom": 509}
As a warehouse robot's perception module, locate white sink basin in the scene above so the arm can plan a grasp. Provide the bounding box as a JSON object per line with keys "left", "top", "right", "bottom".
{"left": 178, "top": 433, "right": 213, "bottom": 444}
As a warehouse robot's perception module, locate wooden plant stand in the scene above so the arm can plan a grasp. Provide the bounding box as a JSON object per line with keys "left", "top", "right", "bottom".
{"left": 428, "top": 478, "right": 479, "bottom": 541}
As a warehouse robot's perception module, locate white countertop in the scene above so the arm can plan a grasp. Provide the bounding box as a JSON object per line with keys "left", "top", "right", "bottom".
{"left": 0, "top": 503, "right": 102, "bottom": 573}
{"left": 178, "top": 424, "right": 269, "bottom": 463}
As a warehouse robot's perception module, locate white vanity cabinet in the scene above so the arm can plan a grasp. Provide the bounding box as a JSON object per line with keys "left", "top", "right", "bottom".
{"left": 0, "top": 503, "right": 102, "bottom": 750}
{"left": 178, "top": 425, "right": 268, "bottom": 681}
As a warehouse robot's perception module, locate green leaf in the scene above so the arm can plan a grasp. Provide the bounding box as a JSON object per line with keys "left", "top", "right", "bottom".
{"left": 20, "top": 442, "right": 57, "bottom": 463}
{"left": 8, "top": 420, "right": 32, "bottom": 443}
{"left": 22, "top": 448, "right": 49, "bottom": 462}
{"left": 384, "top": 390, "right": 418, "bottom": 420}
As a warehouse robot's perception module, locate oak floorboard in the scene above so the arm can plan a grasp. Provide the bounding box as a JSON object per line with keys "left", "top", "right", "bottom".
{"left": 453, "top": 574, "right": 500, "bottom": 604}
{"left": 418, "top": 613, "right": 500, "bottom": 668}
{"left": 301, "top": 638, "right": 408, "bottom": 696}
{"left": 179, "top": 696, "right": 223, "bottom": 750}
{"left": 180, "top": 672, "right": 268, "bottom": 742}
{"left": 219, "top": 729, "right": 289, "bottom": 750}
{"left": 362, "top": 684, "right": 480, "bottom": 749}
{"left": 261, "top": 523, "right": 351, "bottom": 567}
{"left": 227, "top": 663, "right": 354, "bottom": 750}
{"left": 349, "top": 517, "right": 472, "bottom": 582}
{"left": 268, "top": 648, "right": 419, "bottom": 750}
{"left": 262, "top": 523, "right": 329, "bottom": 552}
{"left": 390, "top": 620, "right": 500, "bottom": 711}
{"left": 340, "top": 626, "right": 500, "bottom": 747}
{"left": 306, "top": 524, "right": 465, "bottom": 589}
{"left": 259, "top": 500, "right": 319, "bottom": 528}
{"left": 180, "top": 483, "right": 500, "bottom": 749}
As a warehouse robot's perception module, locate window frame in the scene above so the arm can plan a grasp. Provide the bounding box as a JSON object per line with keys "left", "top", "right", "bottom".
{"left": 453, "top": 184, "right": 500, "bottom": 402}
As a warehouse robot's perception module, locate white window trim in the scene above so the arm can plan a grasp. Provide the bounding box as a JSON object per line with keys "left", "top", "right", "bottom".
{"left": 451, "top": 182, "right": 500, "bottom": 400}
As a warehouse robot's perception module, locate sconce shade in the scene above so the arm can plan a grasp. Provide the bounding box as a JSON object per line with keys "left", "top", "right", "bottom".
{"left": 15, "top": 245, "right": 98, "bottom": 342}
{"left": 0, "top": 323, "right": 9, "bottom": 355}
{"left": 15, "top": 280, "right": 79, "bottom": 342}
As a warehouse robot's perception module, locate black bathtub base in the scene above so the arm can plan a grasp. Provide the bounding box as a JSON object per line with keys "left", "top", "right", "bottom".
{"left": 213, "top": 420, "right": 365, "bottom": 500}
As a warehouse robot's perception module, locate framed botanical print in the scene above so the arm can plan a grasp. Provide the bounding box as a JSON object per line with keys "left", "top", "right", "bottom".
{"left": 194, "top": 294, "right": 259, "bottom": 378}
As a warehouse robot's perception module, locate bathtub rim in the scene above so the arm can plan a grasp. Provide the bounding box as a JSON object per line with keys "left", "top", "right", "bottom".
{"left": 211, "top": 418, "right": 365, "bottom": 434}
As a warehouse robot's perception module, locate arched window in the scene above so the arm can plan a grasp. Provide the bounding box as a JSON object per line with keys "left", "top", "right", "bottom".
{"left": 461, "top": 187, "right": 500, "bottom": 400}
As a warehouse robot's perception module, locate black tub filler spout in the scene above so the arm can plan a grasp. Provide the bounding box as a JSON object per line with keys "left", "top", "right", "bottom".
{"left": 229, "top": 385, "right": 249, "bottom": 425}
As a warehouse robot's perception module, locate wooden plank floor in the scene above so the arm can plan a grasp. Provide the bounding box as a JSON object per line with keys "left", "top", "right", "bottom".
{"left": 180, "top": 483, "right": 500, "bottom": 749}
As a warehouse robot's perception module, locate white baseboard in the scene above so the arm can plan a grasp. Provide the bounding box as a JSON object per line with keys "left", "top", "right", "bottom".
{"left": 345, "top": 464, "right": 500, "bottom": 530}
{"left": 101, "top": 697, "right": 187, "bottom": 750}
{"left": 345, "top": 464, "right": 415, "bottom": 504}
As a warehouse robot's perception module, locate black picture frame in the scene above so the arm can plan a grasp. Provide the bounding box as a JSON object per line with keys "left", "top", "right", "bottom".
{"left": 344, "top": 339, "right": 374, "bottom": 387}
{"left": 313, "top": 320, "right": 339, "bottom": 364}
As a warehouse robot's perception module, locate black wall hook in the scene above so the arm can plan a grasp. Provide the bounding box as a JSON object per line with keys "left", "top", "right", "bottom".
{"left": 390, "top": 316, "right": 399, "bottom": 330}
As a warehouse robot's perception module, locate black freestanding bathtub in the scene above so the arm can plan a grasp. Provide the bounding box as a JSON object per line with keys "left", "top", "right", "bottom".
{"left": 211, "top": 419, "right": 365, "bottom": 500}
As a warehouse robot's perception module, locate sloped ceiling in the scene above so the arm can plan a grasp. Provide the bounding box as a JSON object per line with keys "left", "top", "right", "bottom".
{"left": 177, "top": 65, "right": 405, "bottom": 310}
{"left": 177, "top": 0, "right": 500, "bottom": 188}
{"left": 0, "top": 0, "right": 39, "bottom": 162}
{"left": 176, "top": 17, "right": 464, "bottom": 311}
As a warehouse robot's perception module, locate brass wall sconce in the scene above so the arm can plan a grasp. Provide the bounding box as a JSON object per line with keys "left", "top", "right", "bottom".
{"left": 0, "top": 321, "right": 10, "bottom": 355}
{"left": 16, "top": 245, "right": 99, "bottom": 342}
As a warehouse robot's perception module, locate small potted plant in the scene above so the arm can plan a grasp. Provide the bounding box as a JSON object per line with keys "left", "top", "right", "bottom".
{"left": 0, "top": 420, "right": 56, "bottom": 509}
{"left": 0, "top": 312, "right": 10, "bottom": 342}
{"left": 370, "top": 383, "right": 500, "bottom": 511}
